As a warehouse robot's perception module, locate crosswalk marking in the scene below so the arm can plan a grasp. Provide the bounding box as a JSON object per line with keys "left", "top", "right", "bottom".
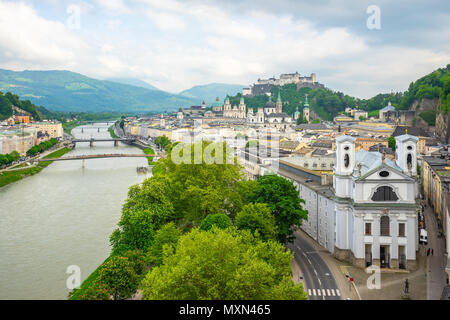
{"left": 308, "top": 288, "right": 341, "bottom": 297}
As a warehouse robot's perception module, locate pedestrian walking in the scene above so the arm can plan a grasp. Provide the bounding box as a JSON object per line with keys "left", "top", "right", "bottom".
{"left": 427, "top": 248, "right": 430, "bottom": 256}
{"left": 431, "top": 249, "right": 434, "bottom": 256}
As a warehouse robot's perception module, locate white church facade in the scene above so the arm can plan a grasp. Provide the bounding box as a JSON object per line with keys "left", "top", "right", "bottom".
{"left": 272, "top": 133, "right": 420, "bottom": 270}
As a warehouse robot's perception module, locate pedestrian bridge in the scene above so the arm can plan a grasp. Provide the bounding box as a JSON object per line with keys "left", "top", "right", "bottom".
{"left": 72, "top": 138, "right": 136, "bottom": 147}
{"left": 38, "top": 153, "right": 156, "bottom": 162}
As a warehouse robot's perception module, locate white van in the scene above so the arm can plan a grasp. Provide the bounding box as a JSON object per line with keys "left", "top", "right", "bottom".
{"left": 420, "top": 229, "right": 428, "bottom": 245}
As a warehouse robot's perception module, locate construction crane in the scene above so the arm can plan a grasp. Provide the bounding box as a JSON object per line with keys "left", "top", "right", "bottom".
{"left": 21, "top": 118, "right": 25, "bottom": 159}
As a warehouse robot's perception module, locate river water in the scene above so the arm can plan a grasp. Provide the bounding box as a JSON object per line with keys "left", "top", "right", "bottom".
{"left": 0, "top": 123, "right": 150, "bottom": 299}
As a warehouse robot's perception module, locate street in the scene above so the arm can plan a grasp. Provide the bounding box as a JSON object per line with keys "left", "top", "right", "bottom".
{"left": 422, "top": 202, "right": 448, "bottom": 299}
{"left": 288, "top": 231, "right": 342, "bottom": 300}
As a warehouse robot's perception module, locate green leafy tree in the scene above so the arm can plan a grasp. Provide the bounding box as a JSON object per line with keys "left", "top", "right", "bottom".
{"left": 388, "top": 136, "right": 396, "bottom": 152}
{"left": 98, "top": 256, "right": 138, "bottom": 300}
{"left": 110, "top": 175, "right": 175, "bottom": 253}
{"left": 147, "top": 222, "right": 181, "bottom": 266}
{"left": 75, "top": 280, "right": 111, "bottom": 300}
{"left": 235, "top": 203, "right": 277, "bottom": 241}
{"left": 199, "top": 213, "right": 232, "bottom": 231}
{"left": 248, "top": 175, "right": 308, "bottom": 244}
{"left": 152, "top": 141, "right": 246, "bottom": 226}
{"left": 141, "top": 227, "right": 307, "bottom": 300}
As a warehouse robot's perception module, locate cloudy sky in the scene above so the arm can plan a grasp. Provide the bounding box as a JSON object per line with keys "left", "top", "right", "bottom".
{"left": 0, "top": 0, "right": 449, "bottom": 97}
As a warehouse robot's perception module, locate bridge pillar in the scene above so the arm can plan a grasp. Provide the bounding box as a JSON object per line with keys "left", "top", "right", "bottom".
{"left": 98, "top": 128, "right": 100, "bottom": 133}
{"left": 82, "top": 159, "right": 85, "bottom": 168}
{"left": 90, "top": 140, "right": 94, "bottom": 148}
{"left": 114, "top": 140, "right": 119, "bottom": 147}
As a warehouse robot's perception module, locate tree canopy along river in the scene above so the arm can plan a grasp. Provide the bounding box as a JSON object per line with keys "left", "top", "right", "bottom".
{"left": 0, "top": 123, "right": 150, "bottom": 299}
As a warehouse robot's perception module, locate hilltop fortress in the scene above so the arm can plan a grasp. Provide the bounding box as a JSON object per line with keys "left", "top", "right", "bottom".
{"left": 243, "top": 72, "right": 325, "bottom": 96}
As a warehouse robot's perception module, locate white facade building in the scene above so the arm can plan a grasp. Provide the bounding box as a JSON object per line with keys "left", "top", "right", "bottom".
{"left": 267, "top": 133, "right": 420, "bottom": 270}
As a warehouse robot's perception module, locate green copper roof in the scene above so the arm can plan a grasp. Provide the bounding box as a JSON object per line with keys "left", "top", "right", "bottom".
{"left": 277, "top": 91, "right": 281, "bottom": 102}
{"left": 304, "top": 94, "right": 309, "bottom": 107}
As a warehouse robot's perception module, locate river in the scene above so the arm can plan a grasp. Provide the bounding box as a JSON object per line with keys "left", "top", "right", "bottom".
{"left": 0, "top": 123, "right": 151, "bottom": 299}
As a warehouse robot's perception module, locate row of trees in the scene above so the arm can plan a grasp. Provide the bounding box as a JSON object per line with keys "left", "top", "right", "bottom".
{"left": 72, "top": 141, "right": 308, "bottom": 300}
{"left": 26, "top": 138, "right": 59, "bottom": 157}
{"left": 0, "top": 151, "right": 20, "bottom": 167}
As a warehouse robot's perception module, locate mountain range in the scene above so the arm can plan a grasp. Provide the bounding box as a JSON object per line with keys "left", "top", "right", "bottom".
{"left": 179, "top": 83, "right": 244, "bottom": 103}
{"left": 0, "top": 69, "right": 243, "bottom": 113}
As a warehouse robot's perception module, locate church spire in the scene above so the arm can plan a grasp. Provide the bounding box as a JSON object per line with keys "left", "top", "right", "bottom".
{"left": 304, "top": 94, "right": 309, "bottom": 107}
{"left": 276, "top": 91, "right": 282, "bottom": 113}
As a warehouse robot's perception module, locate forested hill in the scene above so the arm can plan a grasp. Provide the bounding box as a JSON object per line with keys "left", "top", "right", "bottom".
{"left": 0, "top": 69, "right": 199, "bottom": 113}
{"left": 0, "top": 91, "right": 43, "bottom": 121}
{"left": 227, "top": 64, "right": 449, "bottom": 122}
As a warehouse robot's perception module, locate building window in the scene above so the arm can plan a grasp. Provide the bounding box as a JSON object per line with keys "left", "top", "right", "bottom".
{"left": 399, "top": 223, "right": 405, "bottom": 237}
{"left": 365, "top": 223, "right": 372, "bottom": 235}
{"left": 344, "top": 154, "right": 350, "bottom": 168}
{"left": 371, "top": 186, "right": 399, "bottom": 201}
{"left": 407, "top": 153, "right": 412, "bottom": 170}
{"left": 380, "top": 216, "right": 390, "bottom": 236}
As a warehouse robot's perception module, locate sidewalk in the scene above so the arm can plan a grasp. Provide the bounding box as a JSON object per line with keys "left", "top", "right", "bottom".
{"left": 423, "top": 203, "right": 448, "bottom": 299}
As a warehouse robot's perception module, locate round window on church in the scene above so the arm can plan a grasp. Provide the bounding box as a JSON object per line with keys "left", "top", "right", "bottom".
{"left": 344, "top": 146, "right": 349, "bottom": 151}
{"left": 379, "top": 171, "right": 390, "bottom": 177}
{"left": 407, "top": 146, "right": 412, "bottom": 150}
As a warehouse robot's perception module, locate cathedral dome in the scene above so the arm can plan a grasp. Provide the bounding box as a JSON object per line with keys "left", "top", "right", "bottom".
{"left": 265, "top": 101, "right": 275, "bottom": 108}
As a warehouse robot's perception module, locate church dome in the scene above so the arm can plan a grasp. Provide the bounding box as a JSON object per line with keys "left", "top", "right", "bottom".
{"left": 265, "top": 101, "right": 275, "bottom": 108}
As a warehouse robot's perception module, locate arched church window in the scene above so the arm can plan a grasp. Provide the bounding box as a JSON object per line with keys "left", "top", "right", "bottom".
{"left": 344, "top": 154, "right": 350, "bottom": 168}
{"left": 380, "top": 216, "right": 390, "bottom": 236}
{"left": 371, "top": 186, "right": 399, "bottom": 201}
{"left": 407, "top": 153, "right": 412, "bottom": 170}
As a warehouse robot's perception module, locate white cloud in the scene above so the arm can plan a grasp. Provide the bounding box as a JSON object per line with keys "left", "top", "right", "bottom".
{"left": 0, "top": 0, "right": 448, "bottom": 98}
{"left": 145, "top": 10, "right": 185, "bottom": 31}
{"left": 0, "top": 1, "right": 90, "bottom": 69}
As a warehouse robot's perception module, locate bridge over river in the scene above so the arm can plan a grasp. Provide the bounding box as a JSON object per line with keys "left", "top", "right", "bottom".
{"left": 37, "top": 153, "right": 156, "bottom": 162}
{"left": 72, "top": 138, "right": 136, "bottom": 147}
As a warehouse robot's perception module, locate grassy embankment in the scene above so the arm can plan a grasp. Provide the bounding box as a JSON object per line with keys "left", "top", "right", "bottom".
{"left": 143, "top": 147, "right": 155, "bottom": 165}
{"left": 108, "top": 124, "right": 119, "bottom": 139}
{"left": 69, "top": 256, "right": 112, "bottom": 300}
{"left": 0, "top": 147, "right": 71, "bottom": 188}
{"left": 62, "top": 120, "right": 84, "bottom": 135}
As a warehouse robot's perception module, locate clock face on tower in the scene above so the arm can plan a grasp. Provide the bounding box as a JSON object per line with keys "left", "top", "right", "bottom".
{"left": 344, "top": 154, "right": 350, "bottom": 168}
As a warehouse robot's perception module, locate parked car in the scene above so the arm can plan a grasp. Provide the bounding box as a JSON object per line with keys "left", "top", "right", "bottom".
{"left": 419, "top": 229, "right": 428, "bottom": 245}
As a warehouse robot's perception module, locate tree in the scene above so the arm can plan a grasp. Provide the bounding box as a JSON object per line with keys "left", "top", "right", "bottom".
{"left": 235, "top": 203, "right": 277, "bottom": 241}
{"left": 199, "top": 213, "right": 232, "bottom": 231}
{"left": 147, "top": 222, "right": 181, "bottom": 266}
{"left": 141, "top": 227, "right": 307, "bottom": 300}
{"left": 312, "top": 118, "right": 320, "bottom": 124}
{"left": 248, "top": 175, "right": 308, "bottom": 243}
{"left": 74, "top": 280, "right": 111, "bottom": 300}
{"left": 152, "top": 141, "right": 246, "bottom": 226}
{"left": 388, "top": 136, "right": 396, "bottom": 152}
{"left": 110, "top": 175, "right": 175, "bottom": 253}
{"left": 98, "top": 256, "right": 138, "bottom": 300}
